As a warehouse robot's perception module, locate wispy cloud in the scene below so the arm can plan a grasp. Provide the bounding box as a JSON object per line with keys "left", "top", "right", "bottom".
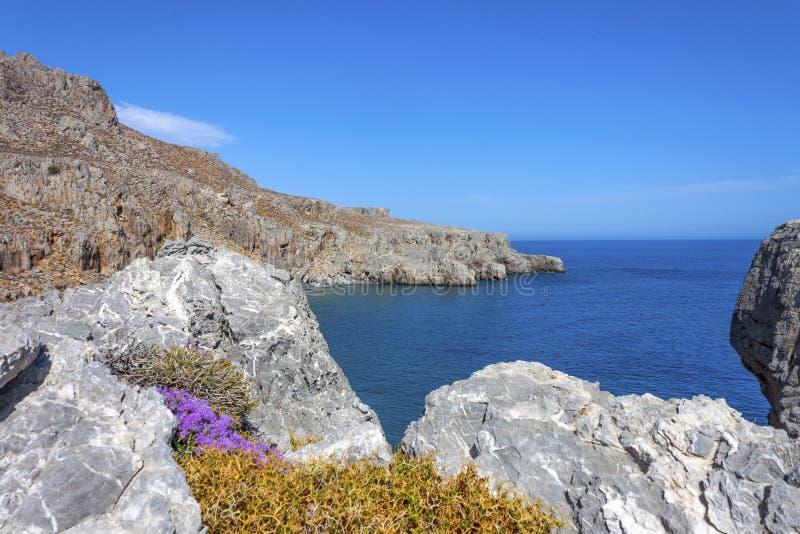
{"left": 115, "top": 102, "right": 235, "bottom": 148}
{"left": 572, "top": 176, "right": 800, "bottom": 203}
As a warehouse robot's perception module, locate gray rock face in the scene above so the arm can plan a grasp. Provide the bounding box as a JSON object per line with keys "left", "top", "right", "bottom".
{"left": 731, "top": 220, "right": 800, "bottom": 437}
{"left": 0, "top": 341, "right": 201, "bottom": 533}
{"left": 1, "top": 239, "right": 390, "bottom": 459}
{"left": 0, "top": 52, "right": 563, "bottom": 301}
{"left": 0, "top": 238, "right": 391, "bottom": 532}
{"left": 401, "top": 361, "right": 800, "bottom": 533}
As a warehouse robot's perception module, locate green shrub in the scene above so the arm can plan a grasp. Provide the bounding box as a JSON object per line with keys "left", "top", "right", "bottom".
{"left": 47, "top": 164, "right": 60, "bottom": 175}
{"left": 106, "top": 344, "right": 257, "bottom": 420}
{"left": 179, "top": 449, "right": 563, "bottom": 533}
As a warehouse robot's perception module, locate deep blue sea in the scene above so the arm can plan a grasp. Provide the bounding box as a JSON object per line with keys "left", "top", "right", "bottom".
{"left": 307, "top": 240, "right": 768, "bottom": 446}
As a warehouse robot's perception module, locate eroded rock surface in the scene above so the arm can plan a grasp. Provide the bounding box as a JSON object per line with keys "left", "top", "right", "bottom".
{"left": 731, "top": 220, "right": 800, "bottom": 437}
{"left": 0, "top": 239, "right": 391, "bottom": 532}
{"left": 401, "top": 361, "right": 800, "bottom": 533}
{"left": 0, "top": 51, "right": 563, "bottom": 301}
{"left": 1, "top": 238, "right": 390, "bottom": 458}
{"left": 0, "top": 340, "right": 201, "bottom": 533}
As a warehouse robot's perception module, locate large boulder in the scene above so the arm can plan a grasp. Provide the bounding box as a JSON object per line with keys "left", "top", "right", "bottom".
{"left": 0, "top": 238, "right": 390, "bottom": 459}
{"left": 0, "top": 239, "right": 391, "bottom": 532}
{"left": 731, "top": 220, "right": 800, "bottom": 437}
{"left": 401, "top": 361, "right": 800, "bottom": 533}
{"left": 0, "top": 340, "right": 201, "bottom": 533}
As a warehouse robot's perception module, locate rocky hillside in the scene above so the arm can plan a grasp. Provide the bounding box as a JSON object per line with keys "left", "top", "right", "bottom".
{"left": 401, "top": 361, "right": 800, "bottom": 533}
{"left": 0, "top": 52, "right": 563, "bottom": 301}
{"left": 731, "top": 220, "right": 800, "bottom": 437}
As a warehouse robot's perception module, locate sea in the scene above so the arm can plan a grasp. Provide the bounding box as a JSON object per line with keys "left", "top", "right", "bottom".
{"left": 306, "top": 240, "right": 769, "bottom": 447}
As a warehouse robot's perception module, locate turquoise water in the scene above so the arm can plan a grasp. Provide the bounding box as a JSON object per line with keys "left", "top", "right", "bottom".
{"left": 307, "top": 240, "right": 768, "bottom": 446}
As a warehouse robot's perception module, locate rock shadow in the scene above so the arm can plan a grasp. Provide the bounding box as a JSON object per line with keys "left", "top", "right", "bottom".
{"left": 0, "top": 349, "right": 51, "bottom": 423}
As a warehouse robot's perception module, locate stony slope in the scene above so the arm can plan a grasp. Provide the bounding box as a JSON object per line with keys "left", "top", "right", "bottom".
{"left": 731, "top": 220, "right": 800, "bottom": 437}
{"left": 401, "top": 361, "right": 800, "bottom": 533}
{"left": 0, "top": 239, "right": 392, "bottom": 532}
{"left": 0, "top": 52, "right": 563, "bottom": 301}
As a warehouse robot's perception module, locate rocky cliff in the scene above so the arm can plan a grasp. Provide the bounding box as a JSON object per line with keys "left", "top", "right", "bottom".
{"left": 401, "top": 361, "right": 800, "bottom": 533}
{"left": 0, "top": 52, "right": 563, "bottom": 302}
{"left": 731, "top": 220, "right": 800, "bottom": 438}
{"left": 0, "top": 239, "right": 389, "bottom": 532}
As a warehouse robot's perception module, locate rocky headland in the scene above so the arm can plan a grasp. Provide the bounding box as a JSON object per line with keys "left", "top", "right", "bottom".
{"left": 731, "top": 220, "right": 800, "bottom": 438}
{"left": 1, "top": 50, "right": 798, "bottom": 533}
{"left": 0, "top": 51, "right": 563, "bottom": 302}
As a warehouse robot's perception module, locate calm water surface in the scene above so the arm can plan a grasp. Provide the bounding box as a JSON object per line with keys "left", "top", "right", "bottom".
{"left": 307, "top": 240, "right": 768, "bottom": 446}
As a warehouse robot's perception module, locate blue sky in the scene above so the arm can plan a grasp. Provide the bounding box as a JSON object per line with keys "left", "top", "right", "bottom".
{"left": 4, "top": 1, "right": 799, "bottom": 239}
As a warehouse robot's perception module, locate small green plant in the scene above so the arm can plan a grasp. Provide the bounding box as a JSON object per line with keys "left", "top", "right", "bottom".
{"left": 178, "top": 449, "right": 563, "bottom": 533}
{"left": 47, "top": 164, "right": 60, "bottom": 175}
{"left": 288, "top": 427, "right": 322, "bottom": 451}
{"left": 106, "top": 343, "right": 257, "bottom": 420}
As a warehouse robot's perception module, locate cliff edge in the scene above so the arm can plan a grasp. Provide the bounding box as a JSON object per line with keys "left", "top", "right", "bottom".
{"left": 0, "top": 52, "right": 563, "bottom": 301}
{"left": 731, "top": 220, "right": 800, "bottom": 437}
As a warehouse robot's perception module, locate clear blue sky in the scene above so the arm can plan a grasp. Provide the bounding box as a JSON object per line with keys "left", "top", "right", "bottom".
{"left": 5, "top": 1, "right": 799, "bottom": 239}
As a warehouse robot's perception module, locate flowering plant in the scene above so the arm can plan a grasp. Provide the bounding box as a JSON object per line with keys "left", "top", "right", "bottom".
{"left": 158, "top": 387, "right": 281, "bottom": 462}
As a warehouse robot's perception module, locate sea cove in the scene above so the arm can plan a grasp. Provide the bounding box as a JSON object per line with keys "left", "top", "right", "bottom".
{"left": 309, "top": 239, "right": 770, "bottom": 445}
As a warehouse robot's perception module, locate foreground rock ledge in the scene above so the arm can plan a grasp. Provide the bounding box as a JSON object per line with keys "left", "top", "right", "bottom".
{"left": 731, "top": 219, "right": 800, "bottom": 438}
{"left": 0, "top": 239, "right": 390, "bottom": 532}
{"left": 401, "top": 361, "right": 800, "bottom": 533}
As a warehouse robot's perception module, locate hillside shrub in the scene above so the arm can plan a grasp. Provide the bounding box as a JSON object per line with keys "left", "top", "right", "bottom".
{"left": 178, "top": 449, "right": 562, "bottom": 533}
{"left": 47, "top": 164, "right": 60, "bottom": 175}
{"left": 106, "top": 344, "right": 257, "bottom": 419}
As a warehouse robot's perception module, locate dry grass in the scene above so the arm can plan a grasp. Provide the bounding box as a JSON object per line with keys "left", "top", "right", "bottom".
{"left": 179, "top": 449, "right": 563, "bottom": 533}
{"left": 106, "top": 344, "right": 257, "bottom": 420}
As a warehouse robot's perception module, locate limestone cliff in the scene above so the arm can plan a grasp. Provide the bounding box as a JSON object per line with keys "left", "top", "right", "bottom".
{"left": 0, "top": 52, "right": 564, "bottom": 301}
{"left": 0, "top": 239, "right": 390, "bottom": 532}
{"left": 401, "top": 361, "right": 800, "bottom": 533}
{"left": 731, "top": 220, "right": 800, "bottom": 437}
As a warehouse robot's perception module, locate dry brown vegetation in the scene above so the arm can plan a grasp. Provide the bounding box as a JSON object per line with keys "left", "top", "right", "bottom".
{"left": 179, "top": 449, "right": 563, "bottom": 533}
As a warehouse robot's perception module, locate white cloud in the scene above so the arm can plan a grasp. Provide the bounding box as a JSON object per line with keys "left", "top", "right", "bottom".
{"left": 115, "top": 102, "right": 235, "bottom": 148}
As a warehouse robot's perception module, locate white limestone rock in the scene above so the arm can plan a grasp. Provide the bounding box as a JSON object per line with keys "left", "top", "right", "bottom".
{"left": 401, "top": 361, "right": 800, "bottom": 533}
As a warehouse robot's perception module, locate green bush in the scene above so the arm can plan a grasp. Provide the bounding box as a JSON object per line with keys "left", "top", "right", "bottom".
{"left": 47, "top": 164, "right": 60, "bottom": 175}
{"left": 106, "top": 344, "right": 257, "bottom": 420}
{"left": 179, "top": 449, "right": 563, "bottom": 533}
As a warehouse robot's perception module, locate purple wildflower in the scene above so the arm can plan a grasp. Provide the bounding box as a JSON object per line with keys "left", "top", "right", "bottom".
{"left": 157, "top": 387, "right": 282, "bottom": 462}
